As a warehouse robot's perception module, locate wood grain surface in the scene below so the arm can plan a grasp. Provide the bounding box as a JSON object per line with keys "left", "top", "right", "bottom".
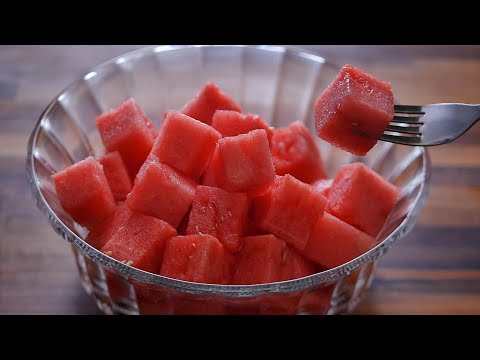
{"left": 1, "top": 45, "right": 479, "bottom": 315}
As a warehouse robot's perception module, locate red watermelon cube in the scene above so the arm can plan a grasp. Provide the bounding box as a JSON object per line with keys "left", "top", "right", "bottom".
{"left": 312, "top": 178, "right": 333, "bottom": 198}
{"left": 101, "top": 212, "right": 177, "bottom": 273}
{"left": 186, "top": 186, "right": 248, "bottom": 253}
{"left": 160, "top": 234, "right": 233, "bottom": 284}
{"left": 150, "top": 111, "right": 221, "bottom": 180}
{"left": 52, "top": 156, "right": 116, "bottom": 229}
{"left": 211, "top": 110, "right": 273, "bottom": 143}
{"left": 86, "top": 202, "right": 133, "bottom": 250}
{"left": 271, "top": 121, "right": 327, "bottom": 183}
{"left": 180, "top": 82, "right": 242, "bottom": 125}
{"left": 203, "top": 129, "right": 275, "bottom": 195}
{"left": 314, "top": 64, "right": 394, "bottom": 156}
{"left": 232, "top": 235, "right": 286, "bottom": 285}
{"left": 327, "top": 162, "right": 399, "bottom": 237}
{"left": 126, "top": 156, "right": 197, "bottom": 228}
{"left": 98, "top": 151, "right": 133, "bottom": 201}
{"left": 254, "top": 174, "right": 327, "bottom": 250}
{"left": 300, "top": 212, "right": 376, "bottom": 269}
{"left": 96, "top": 98, "right": 157, "bottom": 180}
{"left": 280, "top": 246, "right": 317, "bottom": 281}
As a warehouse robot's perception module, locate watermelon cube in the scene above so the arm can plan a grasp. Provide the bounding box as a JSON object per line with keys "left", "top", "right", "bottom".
{"left": 232, "top": 235, "right": 286, "bottom": 285}
{"left": 96, "top": 98, "right": 157, "bottom": 180}
{"left": 101, "top": 212, "right": 177, "bottom": 273}
{"left": 211, "top": 110, "right": 273, "bottom": 143}
{"left": 271, "top": 121, "right": 327, "bottom": 183}
{"left": 298, "top": 284, "right": 335, "bottom": 314}
{"left": 150, "top": 111, "right": 221, "bottom": 180}
{"left": 254, "top": 174, "right": 327, "bottom": 250}
{"left": 160, "top": 234, "right": 233, "bottom": 284}
{"left": 98, "top": 151, "right": 133, "bottom": 201}
{"left": 312, "top": 178, "right": 333, "bottom": 198}
{"left": 327, "top": 162, "right": 399, "bottom": 237}
{"left": 300, "top": 212, "right": 376, "bottom": 269}
{"left": 86, "top": 202, "right": 133, "bottom": 250}
{"left": 203, "top": 129, "right": 275, "bottom": 195}
{"left": 314, "top": 64, "right": 394, "bottom": 156}
{"left": 52, "top": 156, "right": 116, "bottom": 229}
{"left": 180, "top": 82, "right": 242, "bottom": 125}
{"left": 186, "top": 186, "right": 248, "bottom": 253}
{"left": 126, "top": 157, "right": 197, "bottom": 228}
{"left": 280, "top": 246, "right": 317, "bottom": 281}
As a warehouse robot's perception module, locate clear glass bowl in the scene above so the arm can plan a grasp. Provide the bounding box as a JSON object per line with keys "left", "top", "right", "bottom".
{"left": 26, "top": 45, "right": 430, "bottom": 315}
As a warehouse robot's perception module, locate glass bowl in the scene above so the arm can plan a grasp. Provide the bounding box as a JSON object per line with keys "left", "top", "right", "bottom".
{"left": 26, "top": 45, "right": 430, "bottom": 315}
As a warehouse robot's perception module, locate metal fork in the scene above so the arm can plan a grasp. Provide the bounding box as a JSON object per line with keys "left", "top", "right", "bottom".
{"left": 380, "top": 104, "right": 480, "bottom": 146}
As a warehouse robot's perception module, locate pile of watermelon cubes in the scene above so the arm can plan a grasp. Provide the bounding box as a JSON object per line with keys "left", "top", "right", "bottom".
{"left": 52, "top": 64, "right": 399, "bottom": 286}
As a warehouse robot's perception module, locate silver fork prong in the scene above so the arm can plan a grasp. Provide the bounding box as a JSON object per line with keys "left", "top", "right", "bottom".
{"left": 380, "top": 133, "right": 423, "bottom": 145}
{"left": 392, "top": 115, "right": 424, "bottom": 124}
{"left": 394, "top": 105, "right": 425, "bottom": 114}
{"left": 385, "top": 124, "right": 422, "bottom": 135}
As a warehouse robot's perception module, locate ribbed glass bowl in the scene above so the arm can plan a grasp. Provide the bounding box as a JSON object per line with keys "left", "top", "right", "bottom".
{"left": 26, "top": 45, "right": 430, "bottom": 315}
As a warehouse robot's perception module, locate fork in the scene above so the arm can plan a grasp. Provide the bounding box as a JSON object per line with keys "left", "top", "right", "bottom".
{"left": 380, "top": 104, "right": 480, "bottom": 146}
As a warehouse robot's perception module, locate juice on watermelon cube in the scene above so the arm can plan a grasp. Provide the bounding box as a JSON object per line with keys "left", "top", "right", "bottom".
{"left": 327, "top": 162, "right": 399, "bottom": 237}
{"left": 186, "top": 186, "right": 248, "bottom": 253}
{"left": 101, "top": 212, "right": 177, "bottom": 273}
{"left": 96, "top": 98, "right": 157, "bottom": 180}
{"left": 52, "top": 156, "right": 116, "bottom": 229}
{"left": 99, "top": 151, "right": 133, "bottom": 201}
{"left": 126, "top": 156, "right": 197, "bottom": 228}
{"left": 160, "top": 234, "right": 233, "bottom": 284}
{"left": 300, "top": 212, "right": 376, "bottom": 269}
{"left": 254, "top": 174, "right": 327, "bottom": 250}
{"left": 86, "top": 202, "right": 133, "bottom": 250}
{"left": 150, "top": 111, "right": 221, "bottom": 180}
{"left": 312, "top": 178, "right": 333, "bottom": 198}
{"left": 211, "top": 110, "right": 273, "bottom": 143}
{"left": 314, "top": 64, "right": 394, "bottom": 156}
{"left": 203, "top": 129, "right": 275, "bottom": 195}
{"left": 180, "top": 82, "right": 242, "bottom": 125}
{"left": 232, "top": 234, "right": 286, "bottom": 285}
{"left": 271, "top": 121, "right": 327, "bottom": 183}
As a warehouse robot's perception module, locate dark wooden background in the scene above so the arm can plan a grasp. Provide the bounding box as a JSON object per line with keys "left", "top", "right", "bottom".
{"left": 1, "top": 45, "right": 479, "bottom": 314}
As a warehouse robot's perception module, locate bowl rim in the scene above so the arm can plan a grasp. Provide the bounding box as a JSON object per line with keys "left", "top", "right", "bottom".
{"left": 26, "top": 45, "right": 431, "bottom": 297}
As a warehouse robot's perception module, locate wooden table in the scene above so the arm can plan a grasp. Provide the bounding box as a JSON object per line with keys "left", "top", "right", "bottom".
{"left": 1, "top": 45, "right": 479, "bottom": 315}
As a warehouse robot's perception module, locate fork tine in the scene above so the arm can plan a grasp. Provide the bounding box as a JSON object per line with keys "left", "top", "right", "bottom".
{"left": 391, "top": 115, "right": 424, "bottom": 124}
{"left": 385, "top": 124, "right": 422, "bottom": 134}
{"left": 380, "top": 133, "right": 423, "bottom": 145}
{"left": 394, "top": 104, "right": 425, "bottom": 114}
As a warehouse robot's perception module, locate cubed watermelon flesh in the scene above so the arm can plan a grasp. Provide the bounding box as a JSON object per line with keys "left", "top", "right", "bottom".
{"left": 211, "top": 110, "right": 273, "bottom": 143}
{"left": 150, "top": 111, "right": 221, "bottom": 180}
{"left": 254, "top": 174, "right": 327, "bottom": 250}
{"left": 126, "top": 156, "right": 197, "bottom": 228}
{"left": 186, "top": 186, "right": 248, "bottom": 253}
{"left": 232, "top": 235, "right": 286, "bottom": 285}
{"left": 86, "top": 202, "right": 133, "bottom": 250}
{"left": 314, "top": 64, "right": 394, "bottom": 156}
{"left": 300, "top": 212, "right": 376, "bottom": 269}
{"left": 327, "top": 162, "right": 399, "bottom": 237}
{"left": 312, "top": 178, "right": 333, "bottom": 198}
{"left": 52, "top": 156, "right": 116, "bottom": 229}
{"left": 180, "top": 82, "right": 242, "bottom": 125}
{"left": 160, "top": 234, "right": 233, "bottom": 284}
{"left": 101, "top": 212, "right": 177, "bottom": 273}
{"left": 280, "top": 246, "right": 317, "bottom": 281}
{"left": 96, "top": 98, "right": 157, "bottom": 180}
{"left": 98, "top": 151, "right": 133, "bottom": 201}
{"left": 203, "top": 129, "right": 275, "bottom": 196}
{"left": 271, "top": 121, "right": 327, "bottom": 183}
